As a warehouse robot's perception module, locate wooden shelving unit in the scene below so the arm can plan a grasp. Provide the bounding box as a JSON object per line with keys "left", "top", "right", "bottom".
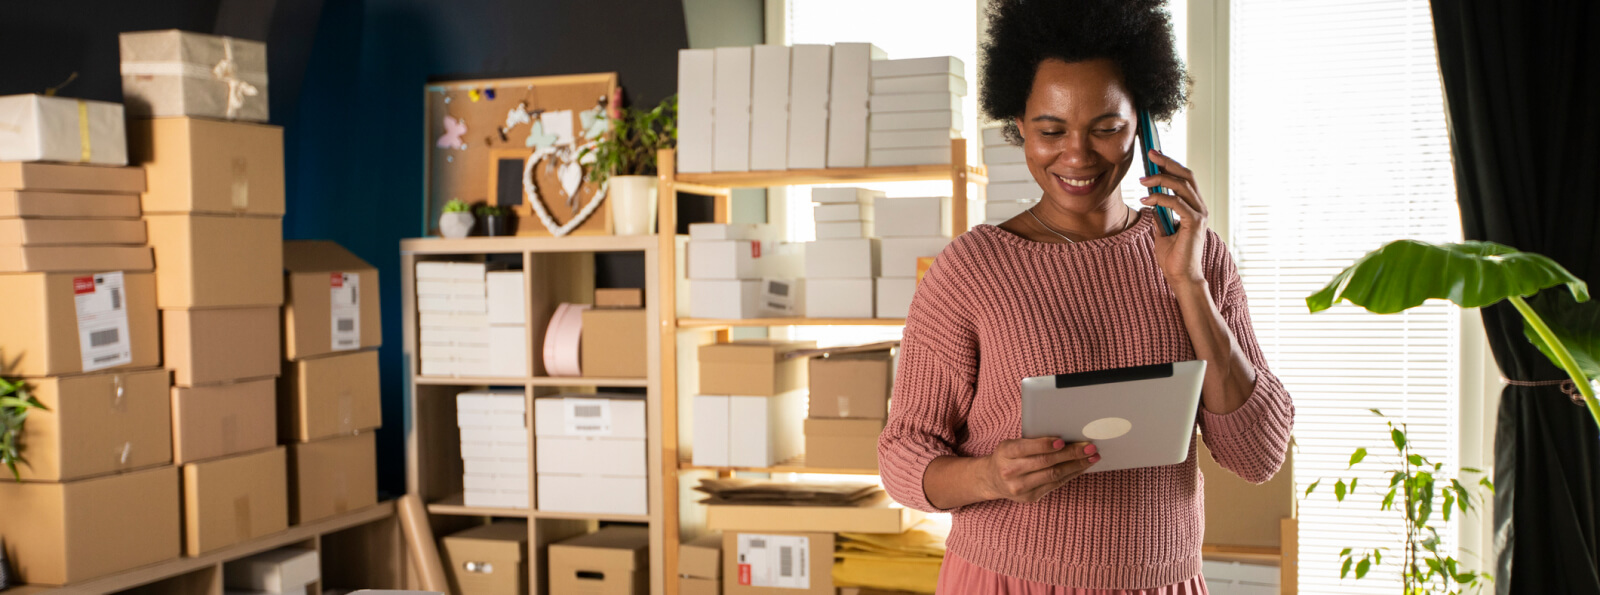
{"left": 676, "top": 317, "right": 907, "bottom": 328}
{"left": 676, "top": 454, "right": 883, "bottom": 476}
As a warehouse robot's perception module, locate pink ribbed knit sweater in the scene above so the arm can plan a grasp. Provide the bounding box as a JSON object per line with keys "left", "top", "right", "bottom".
{"left": 878, "top": 209, "right": 1295, "bottom": 591}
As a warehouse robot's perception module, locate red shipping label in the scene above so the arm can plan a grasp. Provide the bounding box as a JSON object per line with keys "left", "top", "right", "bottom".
{"left": 73, "top": 276, "right": 96, "bottom": 295}
{"left": 751, "top": 242, "right": 762, "bottom": 259}
{"left": 739, "top": 564, "right": 753, "bottom": 586}
{"left": 330, "top": 272, "right": 344, "bottom": 287}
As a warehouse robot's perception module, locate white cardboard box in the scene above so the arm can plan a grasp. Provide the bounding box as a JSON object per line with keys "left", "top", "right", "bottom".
{"left": 421, "top": 326, "right": 490, "bottom": 346}
{"left": 689, "top": 222, "right": 765, "bottom": 241}
{"left": 537, "top": 475, "right": 647, "bottom": 515}
{"left": 0, "top": 95, "right": 129, "bottom": 165}
{"left": 815, "top": 220, "right": 873, "bottom": 240}
{"left": 693, "top": 394, "right": 730, "bottom": 466}
{"left": 422, "top": 344, "right": 492, "bottom": 361}
{"left": 729, "top": 391, "right": 805, "bottom": 468}
{"left": 465, "top": 489, "right": 528, "bottom": 509}
{"left": 876, "top": 277, "right": 918, "bottom": 319}
{"left": 536, "top": 436, "right": 646, "bottom": 476}
{"left": 690, "top": 279, "right": 761, "bottom": 319}
{"left": 713, "top": 46, "right": 753, "bottom": 172}
{"left": 489, "top": 325, "right": 527, "bottom": 377}
{"left": 804, "top": 238, "right": 879, "bottom": 278}
{"left": 871, "top": 74, "right": 967, "bottom": 96}
{"left": 868, "top": 147, "right": 950, "bottom": 167}
{"left": 750, "top": 45, "right": 791, "bottom": 171}
{"left": 985, "top": 200, "right": 1036, "bottom": 221}
{"left": 827, "top": 43, "right": 886, "bottom": 168}
{"left": 987, "top": 181, "right": 1041, "bottom": 201}
{"left": 457, "top": 389, "right": 525, "bottom": 413}
{"left": 875, "top": 196, "right": 951, "bottom": 237}
{"left": 871, "top": 56, "right": 964, "bottom": 78}
{"left": 420, "top": 312, "right": 489, "bottom": 328}
{"left": 533, "top": 395, "right": 647, "bottom": 438}
{"left": 813, "top": 203, "right": 871, "bottom": 222}
{"left": 787, "top": 44, "right": 832, "bottom": 170}
{"left": 688, "top": 239, "right": 765, "bottom": 279}
{"left": 486, "top": 271, "right": 526, "bottom": 324}
{"left": 811, "top": 187, "right": 882, "bottom": 204}
{"left": 418, "top": 295, "right": 487, "bottom": 314}
{"left": 869, "top": 93, "right": 961, "bottom": 113}
{"left": 417, "top": 280, "right": 486, "bottom": 297}
{"left": 461, "top": 442, "right": 527, "bottom": 459}
{"left": 982, "top": 126, "right": 1009, "bottom": 148}
{"left": 416, "top": 261, "right": 486, "bottom": 281}
{"left": 871, "top": 110, "right": 962, "bottom": 132}
{"left": 803, "top": 278, "right": 875, "bottom": 318}
{"left": 987, "top": 162, "right": 1032, "bottom": 183}
{"left": 868, "top": 128, "right": 958, "bottom": 150}
{"left": 463, "top": 473, "right": 527, "bottom": 491}
{"left": 463, "top": 459, "right": 528, "bottom": 476}
{"left": 984, "top": 145, "right": 1026, "bottom": 165}
{"left": 678, "top": 49, "right": 716, "bottom": 173}
{"left": 224, "top": 548, "right": 320, "bottom": 593}
{"left": 459, "top": 426, "right": 528, "bottom": 444}
{"left": 422, "top": 359, "right": 491, "bottom": 377}
{"left": 881, "top": 237, "right": 951, "bottom": 277}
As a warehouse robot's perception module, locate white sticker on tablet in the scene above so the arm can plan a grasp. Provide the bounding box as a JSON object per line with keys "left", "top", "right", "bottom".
{"left": 75, "top": 272, "right": 132, "bottom": 371}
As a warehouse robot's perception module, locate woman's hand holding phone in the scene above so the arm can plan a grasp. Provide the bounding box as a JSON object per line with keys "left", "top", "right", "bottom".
{"left": 977, "top": 437, "right": 1101, "bottom": 503}
{"left": 1140, "top": 149, "right": 1209, "bottom": 289}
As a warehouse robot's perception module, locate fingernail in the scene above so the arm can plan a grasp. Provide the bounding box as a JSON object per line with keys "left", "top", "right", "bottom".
{"left": 1140, "top": 196, "right": 1154, "bottom": 203}
{"left": 1151, "top": 149, "right": 1163, "bottom": 156}
{"left": 1089, "top": 455, "right": 1101, "bottom": 463}
{"left": 1053, "top": 439, "right": 1066, "bottom": 450}
{"left": 1085, "top": 444, "right": 1098, "bottom": 455}
{"left": 1138, "top": 176, "right": 1150, "bottom": 181}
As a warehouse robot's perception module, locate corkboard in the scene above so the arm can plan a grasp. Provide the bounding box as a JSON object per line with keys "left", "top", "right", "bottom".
{"left": 423, "top": 73, "right": 618, "bottom": 236}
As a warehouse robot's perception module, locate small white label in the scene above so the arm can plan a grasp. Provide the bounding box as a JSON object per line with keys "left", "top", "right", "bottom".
{"left": 737, "top": 534, "right": 810, "bottom": 589}
{"left": 563, "top": 398, "right": 613, "bottom": 436}
{"left": 331, "top": 272, "right": 361, "bottom": 351}
{"left": 74, "top": 272, "right": 132, "bottom": 371}
{"left": 761, "top": 277, "right": 796, "bottom": 315}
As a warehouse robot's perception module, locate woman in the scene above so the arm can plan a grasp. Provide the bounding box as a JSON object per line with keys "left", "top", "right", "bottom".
{"left": 877, "top": 1, "right": 1295, "bottom": 593}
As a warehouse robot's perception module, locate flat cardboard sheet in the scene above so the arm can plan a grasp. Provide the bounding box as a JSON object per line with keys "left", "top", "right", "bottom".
{"left": 144, "top": 213, "right": 282, "bottom": 308}
{"left": 127, "top": 117, "right": 283, "bottom": 215}
{"left": 0, "top": 218, "right": 146, "bottom": 246}
{"left": 706, "top": 491, "right": 923, "bottom": 535}
{"left": 0, "top": 190, "right": 141, "bottom": 218}
{"left": 279, "top": 349, "right": 382, "bottom": 442}
{"left": 0, "top": 162, "right": 145, "bottom": 193}
{"left": 0, "top": 271, "right": 160, "bottom": 376}
{"left": 182, "top": 447, "right": 289, "bottom": 555}
{"left": 17, "top": 367, "right": 172, "bottom": 481}
{"left": 172, "top": 377, "right": 277, "bottom": 464}
{"left": 282, "top": 241, "right": 382, "bottom": 360}
{"left": 288, "top": 433, "right": 377, "bottom": 524}
{"left": 162, "top": 306, "right": 280, "bottom": 386}
{"left": 0, "top": 465, "right": 180, "bottom": 585}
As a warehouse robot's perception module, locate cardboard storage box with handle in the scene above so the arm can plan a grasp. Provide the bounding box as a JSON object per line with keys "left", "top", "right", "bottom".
{"left": 442, "top": 521, "right": 528, "bottom": 595}
{"left": 549, "top": 526, "right": 650, "bottom": 595}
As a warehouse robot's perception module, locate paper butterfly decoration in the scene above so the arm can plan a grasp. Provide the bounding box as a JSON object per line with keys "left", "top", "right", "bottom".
{"left": 436, "top": 115, "right": 467, "bottom": 150}
{"left": 504, "top": 103, "right": 532, "bottom": 131}
{"left": 525, "top": 120, "right": 559, "bottom": 150}
{"left": 579, "top": 107, "right": 609, "bottom": 142}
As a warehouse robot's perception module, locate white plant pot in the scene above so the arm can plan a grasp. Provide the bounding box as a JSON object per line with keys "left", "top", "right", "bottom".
{"left": 439, "top": 212, "right": 475, "bottom": 239}
{"left": 608, "top": 175, "right": 658, "bottom": 236}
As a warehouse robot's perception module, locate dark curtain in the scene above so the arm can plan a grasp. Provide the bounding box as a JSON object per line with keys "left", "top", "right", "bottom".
{"left": 1430, "top": 2, "right": 1600, "bottom": 593}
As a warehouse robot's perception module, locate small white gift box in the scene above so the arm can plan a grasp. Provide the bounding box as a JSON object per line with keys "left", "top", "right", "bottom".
{"left": 119, "top": 29, "right": 269, "bottom": 122}
{"left": 0, "top": 94, "right": 128, "bottom": 165}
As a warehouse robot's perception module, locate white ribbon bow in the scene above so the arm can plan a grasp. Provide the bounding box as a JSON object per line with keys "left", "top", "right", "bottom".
{"left": 212, "top": 36, "right": 258, "bottom": 120}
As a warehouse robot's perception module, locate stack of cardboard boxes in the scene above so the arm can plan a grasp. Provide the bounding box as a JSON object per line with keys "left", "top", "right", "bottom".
{"left": 804, "top": 344, "right": 896, "bottom": 471}
{"left": 868, "top": 57, "right": 968, "bottom": 167}
{"left": 692, "top": 340, "right": 813, "bottom": 468}
{"left": 980, "top": 126, "right": 1039, "bottom": 224}
{"left": 687, "top": 223, "right": 802, "bottom": 319}
{"left": 873, "top": 198, "right": 952, "bottom": 319}
{"left": 416, "top": 261, "right": 506, "bottom": 377}
{"left": 457, "top": 389, "right": 529, "bottom": 509}
{"left": 535, "top": 394, "right": 649, "bottom": 515}
{"left": 677, "top": 532, "right": 722, "bottom": 595}
{"left": 486, "top": 270, "right": 529, "bottom": 377}
{"left": 806, "top": 188, "right": 882, "bottom": 318}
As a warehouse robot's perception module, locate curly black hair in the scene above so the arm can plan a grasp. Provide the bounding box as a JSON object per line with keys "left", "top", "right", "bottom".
{"left": 981, "top": 0, "right": 1188, "bottom": 145}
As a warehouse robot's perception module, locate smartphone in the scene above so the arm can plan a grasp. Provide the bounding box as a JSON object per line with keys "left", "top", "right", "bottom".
{"left": 1137, "top": 109, "right": 1179, "bottom": 236}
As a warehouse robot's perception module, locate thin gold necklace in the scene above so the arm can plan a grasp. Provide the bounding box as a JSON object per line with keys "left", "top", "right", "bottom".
{"left": 1027, "top": 206, "right": 1131, "bottom": 243}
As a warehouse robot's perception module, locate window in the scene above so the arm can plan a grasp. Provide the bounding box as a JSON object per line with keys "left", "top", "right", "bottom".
{"left": 1228, "top": 1, "right": 1463, "bottom": 593}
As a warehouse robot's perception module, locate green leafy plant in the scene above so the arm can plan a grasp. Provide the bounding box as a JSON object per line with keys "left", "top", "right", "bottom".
{"left": 1305, "top": 410, "right": 1492, "bottom": 594}
{"left": 443, "top": 198, "right": 473, "bottom": 213}
{"left": 579, "top": 95, "right": 678, "bottom": 186}
{"left": 474, "top": 204, "right": 509, "bottom": 217}
{"left": 0, "top": 376, "right": 46, "bottom": 481}
{"left": 1308, "top": 240, "right": 1597, "bottom": 426}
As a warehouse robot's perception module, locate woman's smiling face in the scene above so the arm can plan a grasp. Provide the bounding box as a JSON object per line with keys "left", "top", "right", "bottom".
{"left": 1014, "top": 57, "right": 1139, "bottom": 212}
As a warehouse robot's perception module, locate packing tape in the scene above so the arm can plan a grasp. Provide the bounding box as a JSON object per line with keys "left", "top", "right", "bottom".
{"left": 234, "top": 495, "right": 252, "bottom": 539}
{"left": 76, "top": 100, "right": 91, "bottom": 162}
{"left": 230, "top": 158, "right": 249, "bottom": 209}
{"left": 221, "top": 414, "right": 238, "bottom": 454}
{"left": 109, "top": 374, "right": 127, "bottom": 412}
{"left": 116, "top": 442, "right": 132, "bottom": 466}
{"left": 838, "top": 395, "right": 851, "bottom": 418}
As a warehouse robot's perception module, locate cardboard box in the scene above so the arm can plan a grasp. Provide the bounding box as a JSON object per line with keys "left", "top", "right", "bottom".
{"left": 489, "top": 325, "right": 528, "bottom": 377}
{"left": 487, "top": 271, "right": 526, "bottom": 323}
{"left": 182, "top": 447, "right": 289, "bottom": 555}
{"left": 828, "top": 43, "right": 886, "bottom": 168}
{"left": 537, "top": 474, "right": 648, "bottom": 515}
{"left": 804, "top": 418, "right": 884, "bottom": 470}
{"left": 680, "top": 532, "right": 723, "bottom": 579}
{"left": 0, "top": 271, "right": 159, "bottom": 376}
{"left": 422, "top": 326, "right": 491, "bottom": 346}
{"left": 280, "top": 349, "right": 382, "bottom": 442}
{"left": 810, "top": 187, "right": 882, "bottom": 204}
{"left": 680, "top": 577, "right": 720, "bottom": 595}
{"left": 536, "top": 437, "right": 645, "bottom": 476}
{"left": 288, "top": 433, "right": 377, "bottom": 524}
{"left": 0, "top": 218, "right": 145, "bottom": 246}
{"left": 677, "top": 48, "right": 716, "bottom": 174}
{"left": 688, "top": 239, "right": 766, "bottom": 279}
{"left": 581, "top": 308, "right": 647, "bottom": 378}
{"left": 458, "top": 389, "right": 527, "bottom": 428}
{"left": 549, "top": 527, "right": 650, "bottom": 595}
{"left": 119, "top": 30, "right": 270, "bottom": 122}
{"left": 0, "top": 94, "right": 128, "bottom": 165}
{"left": 1200, "top": 441, "right": 1295, "bottom": 548}
{"left": 595, "top": 287, "right": 644, "bottom": 308}
{"left": 871, "top": 56, "right": 964, "bottom": 78}
{"left": 804, "top": 278, "right": 874, "bottom": 318}
{"left": 689, "top": 223, "right": 765, "bottom": 241}
{"left": 867, "top": 128, "right": 959, "bottom": 150}
{"left": 986, "top": 162, "right": 1032, "bottom": 183}
{"left": 730, "top": 391, "right": 804, "bottom": 468}
{"left": 875, "top": 277, "right": 917, "bottom": 319}
{"left": 418, "top": 279, "right": 486, "bottom": 297}
{"left": 804, "top": 239, "right": 879, "bottom": 279}
{"left": 533, "top": 394, "right": 646, "bottom": 438}
{"left": 723, "top": 531, "right": 834, "bottom": 595}
{"left": 0, "top": 162, "right": 145, "bottom": 194}
{"left": 690, "top": 279, "right": 761, "bottom": 320}
{"left": 880, "top": 237, "right": 950, "bottom": 277}
{"left": 15, "top": 367, "right": 171, "bottom": 481}
{"left": 869, "top": 93, "right": 961, "bottom": 114}
{"left": 870, "top": 110, "right": 962, "bottom": 132}
{"left": 808, "top": 349, "right": 893, "bottom": 419}
{"left": 714, "top": 46, "right": 753, "bottom": 173}
{"left": 983, "top": 144, "right": 1026, "bottom": 165}
{"left": 698, "top": 340, "right": 815, "bottom": 397}
{"left": 868, "top": 147, "right": 950, "bottom": 167}
{"left": 421, "top": 311, "right": 490, "bottom": 329}
{"left": 442, "top": 521, "right": 527, "bottom": 595}
{"left": 751, "top": 45, "right": 792, "bottom": 171}
{"left": 419, "top": 294, "right": 486, "bottom": 313}
{"left": 985, "top": 200, "right": 1034, "bottom": 222}
{"left": 163, "top": 306, "right": 280, "bottom": 386}
{"left": 172, "top": 377, "right": 277, "bottom": 464}
{"left": 787, "top": 44, "right": 831, "bottom": 170}
{"left": 0, "top": 245, "right": 154, "bottom": 273}
{"left": 814, "top": 220, "right": 872, "bottom": 240}
{"left": 0, "top": 190, "right": 141, "bottom": 218}
{"left": 707, "top": 492, "right": 920, "bottom": 534}
{"left": 813, "top": 203, "right": 870, "bottom": 222}
{"left": 127, "top": 118, "right": 283, "bottom": 215}
{"left": 464, "top": 489, "right": 528, "bottom": 509}
{"left": 0, "top": 465, "right": 180, "bottom": 585}
{"left": 224, "top": 548, "right": 320, "bottom": 593}
{"left": 416, "top": 261, "right": 487, "bottom": 281}
{"left": 871, "top": 73, "right": 967, "bottom": 95}
{"left": 693, "top": 394, "right": 731, "bottom": 467}
{"left": 144, "top": 213, "right": 282, "bottom": 308}
{"left": 283, "top": 240, "right": 382, "bottom": 360}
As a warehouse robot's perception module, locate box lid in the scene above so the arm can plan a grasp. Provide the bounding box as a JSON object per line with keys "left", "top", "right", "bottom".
{"left": 804, "top": 418, "right": 886, "bottom": 437}
{"left": 699, "top": 340, "right": 817, "bottom": 365}
{"left": 283, "top": 240, "right": 375, "bottom": 274}
{"left": 550, "top": 526, "right": 650, "bottom": 572}
{"left": 443, "top": 521, "right": 528, "bottom": 562}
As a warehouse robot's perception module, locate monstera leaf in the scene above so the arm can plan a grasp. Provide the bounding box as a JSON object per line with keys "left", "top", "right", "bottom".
{"left": 1523, "top": 290, "right": 1600, "bottom": 381}
{"left": 1307, "top": 240, "right": 1589, "bottom": 314}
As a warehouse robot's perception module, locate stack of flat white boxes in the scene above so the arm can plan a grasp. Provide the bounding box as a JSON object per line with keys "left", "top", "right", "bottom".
{"left": 687, "top": 223, "right": 802, "bottom": 319}
{"left": 457, "top": 389, "right": 529, "bottom": 509}
{"left": 416, "top": 263, "right": 528, "bottom": 377}
{"left": 868, "top": 56, "right": 968, "bottom": 167}
{"left": 981, "top": 126, "right": 1039, "bottom": 224}
{"left": 806, "top": 188, "right": 882, "bottom": 318}
{"left": 535, "top": 394, "right": 648, "bottom": 515}
{"left": 875, "top": 196, "right": 953, "bottom": 318}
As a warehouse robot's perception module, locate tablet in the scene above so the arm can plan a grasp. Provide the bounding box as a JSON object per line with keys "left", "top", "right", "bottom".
{"left": 1020, "top": 360, "right": 1207, "bottom": 473}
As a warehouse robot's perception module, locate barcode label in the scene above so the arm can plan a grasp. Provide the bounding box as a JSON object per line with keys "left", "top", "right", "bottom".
{"left": 767, "top": 280, "right": 789, "bottom": 297}
{"left": 563, "top": 398, "right": 613, "bottom": 436}
{"left": 75, "top": 272, "right": 131, "bottom": 371}
{"left": 110, "top": 288, "right": 121, "bottom": 309}
{"left": 337, "top": 318, "right": 355, "bottom": 332}
{"left": 330, "top": 273, "right": 361, "bottom": 351}
{"left": 779, "top": 546, "right": 794, "bottom": 577}
{"left": 749, "top": 539, "right": 767, "bottom": 549}
{"left": 760, "top": 277, "right": 797, "bottom": 316}
{"left": 737, "top": 534, "right": 809, "bottom": 588}
{"left": 90, "top": 328, "right": 119, "bottom": 347}
{"left": 574, "top": 405, "right": 602, "bottom": 418}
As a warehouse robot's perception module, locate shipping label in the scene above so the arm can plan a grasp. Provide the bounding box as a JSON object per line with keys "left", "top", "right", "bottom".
{"left": 331, "top": 272, "right": 361, "bottom": 351}
{"left": 74, "top": 272, "right": 132, "bottom": 371}
{"left": 563, "top": 398, "right": 613, "bottom": 436}
{"left": 737, "top": 534, "right": 810, "bottom": 589}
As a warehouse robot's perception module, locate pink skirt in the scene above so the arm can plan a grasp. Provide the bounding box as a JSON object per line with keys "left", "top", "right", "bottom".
{"left": 936, "top": 552, "right": 1209, "bottom": 595}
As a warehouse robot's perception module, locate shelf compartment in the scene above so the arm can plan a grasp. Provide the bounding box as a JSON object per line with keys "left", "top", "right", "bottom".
{"left": 677, "top": 454, "right": 881, "bottom": 476}
{"left": 426, "top": 492, "right": 531, "bottom": 518}
{"left": 676, "top": 317, "right": 906, "bottom": 328}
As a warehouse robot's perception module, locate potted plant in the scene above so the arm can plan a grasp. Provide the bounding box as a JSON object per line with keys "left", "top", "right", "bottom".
{"left": 1, "top": 375, "right": 46, "bottom": 481}
{"left": 475, "top": 204, "right": 513, "bottom": 236}
{"left": 579, "top": 95, "right": 677, "bottom": 236}
{"left": 439, "top": 198, "right": 475, "bottom": 239}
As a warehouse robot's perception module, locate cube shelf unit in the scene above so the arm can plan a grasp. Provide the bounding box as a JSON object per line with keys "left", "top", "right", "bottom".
{"left": 10, "top": 503, "right": 401, "bottom": 595}
{"left": 399, "top": 235, "right": 667, "bottom": 595}
{"left": 654, "top": 139, "right": 985, "bottom": 595}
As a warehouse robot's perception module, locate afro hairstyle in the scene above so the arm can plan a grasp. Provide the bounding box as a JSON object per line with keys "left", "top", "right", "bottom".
{"left": 981, "top": 0, "right": 1188, "bottom": 145}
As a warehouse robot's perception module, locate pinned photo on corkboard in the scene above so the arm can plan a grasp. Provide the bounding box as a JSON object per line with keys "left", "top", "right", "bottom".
{"left": 424, "top": 73, "right": 618, "bottom": 237}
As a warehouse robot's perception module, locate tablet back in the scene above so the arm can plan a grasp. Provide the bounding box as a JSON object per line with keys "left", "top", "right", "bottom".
{"left": 1019, "top": 360, "right": 1207, "bottom": 473}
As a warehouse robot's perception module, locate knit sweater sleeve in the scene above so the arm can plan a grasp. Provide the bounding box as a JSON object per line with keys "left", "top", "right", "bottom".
{"left": 1196, "top": 233, "right": 1296, "bottom": 484}
{"left": 878, "top": 247, "right": 980, "bottom": 513}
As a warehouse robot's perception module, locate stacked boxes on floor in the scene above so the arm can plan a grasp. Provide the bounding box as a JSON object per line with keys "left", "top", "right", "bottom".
{"left": 874, "top": 196, "right": 952, "bottom": 318}
{"left": 417, "top": 261, "right": 533, "bottom": 377}
{"left": 981, "top": 126, "right": 1039, "bottom": 224}
{"left": 687, "top": 223, "right": 802, "bottom": 319}
{"left": 806, "top": 188, "right": 881, "bottom": 317}
{"left": 535, "top": 394, "right": 648, "bottom": 515}
{"left": 868, "top": 56, "right": 967, "bottom": 167}
{"left": 280, "top": 241, "right": 382, "bottom": 525}
{"left": 692, "top": 340, "right": 813, "bottom": 467}
{"left": 457, "top": 389, "right": 529, "bottom": 509}
{"left": 0, "top": 107, "right": 182, "bottom": 582}
{"left": 805, "top": 344, "right": 896, "bottom": 471}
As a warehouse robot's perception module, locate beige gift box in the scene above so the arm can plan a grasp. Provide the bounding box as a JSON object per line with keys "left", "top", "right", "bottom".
{"left": 0, "top": 94, "right": 129, "bottom": 165}
{"left": 119, "top": 29, "right": 270, "bottom": 122}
